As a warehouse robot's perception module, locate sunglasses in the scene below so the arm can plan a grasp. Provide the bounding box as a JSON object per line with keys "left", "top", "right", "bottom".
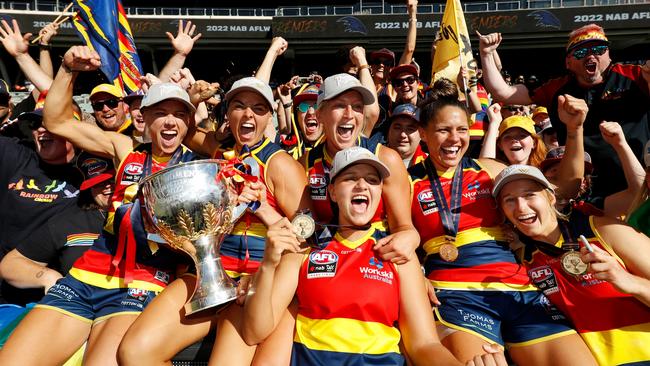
{"left": 297, "top": 101, "right": 316, "bottom": 113}
{"left": 371, "top": 58, "right": 394, "bottom": 67}
{"left": 572, "top": 45, "right": 608, "bottom": 60}
{"left": 391, "top": 76, "right": 417, "bottom": 87}
{"left": 91, "top": 98, "right": 121, "bottom": 111}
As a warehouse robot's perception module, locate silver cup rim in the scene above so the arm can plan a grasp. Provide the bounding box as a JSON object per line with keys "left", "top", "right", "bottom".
{"left": 139, "top": 158, "right": 230, "bottom": 186}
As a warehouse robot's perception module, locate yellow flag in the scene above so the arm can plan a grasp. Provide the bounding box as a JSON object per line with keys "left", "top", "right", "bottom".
{"left": 431, "top": 0, "right": 476, "bottom": 85}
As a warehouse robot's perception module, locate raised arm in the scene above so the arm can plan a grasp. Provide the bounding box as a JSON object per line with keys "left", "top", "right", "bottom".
{"left": 350, "top": 46, "right": 380, "bottom": 136}
{"left": 476, "top": 31, "right": 531, "bottom": 105}
{"left": 256, "top": 37, "right": 288, "bottom": 84}
{"left": 158, "top": 20, "right": 202, "bottom": 82}
{"left": 479, "top": 103, "right": 502, "bottom": 159}
{"left": 398, "top": 0, "right": 418, "bottom": 66}
{"left": 553, "top": 94, "right": 586, "bottom": 200}
{"left": 37, "top": 22, "right": 59, "bottom": 78}
{"left": 0, "top": 19, "right": 52, "bottom": 92}
{"left": 600, "top": 121, "right": 646, "bottom": 218}
{"left": 242, "top": 218, "right": 304, "bottom": 345}
{"left": 457, "top": 66, "right": 482, "bottom": 113}
{"left": 44, "top": 46, "right": 133, "bottom": 160}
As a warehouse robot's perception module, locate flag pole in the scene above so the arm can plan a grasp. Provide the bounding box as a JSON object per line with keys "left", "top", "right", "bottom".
{"left": 453, "top": 0, "right": 469, "bottom": 108}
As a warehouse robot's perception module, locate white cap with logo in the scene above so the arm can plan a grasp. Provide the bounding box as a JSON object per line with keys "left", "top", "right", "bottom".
{"left": 492, "top": 164, "right": 554, "bottom": 198}
{"left": 141, "top": 83, "right": 196, "bottom": 113}
{"left": 317, "top": 73, "right": 375, "bottom": 106}
{"left": 330, "top": 146, "right": 390, "bottom": 181}
{"left": 225, "top": 77, "right": 275, "bottom": 110}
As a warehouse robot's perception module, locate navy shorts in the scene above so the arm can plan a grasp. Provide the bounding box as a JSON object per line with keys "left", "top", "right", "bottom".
{"left": 434, "top": 289, "right": 575, "bottom": 347}
{"left": 36, "top": 276, "right": 157, "bottom": 323}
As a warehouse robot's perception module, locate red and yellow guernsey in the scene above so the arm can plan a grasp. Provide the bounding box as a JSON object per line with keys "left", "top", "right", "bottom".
{"left": 305, "top": 136, "right": 386, "bottom": 228}
{"left": 523, "top": 212, "right": 650, "bottom": 365}
{"left": 408, "top": 157, "right": 535, "bottom": 291}
{"left": 293, "top": 228, "right": 404, "bottom": 366}
{"left": 69, "top": 144, "right": 195, "bottom": 292}
{"left": 214, "top": 138, "right": 283, "bottom": 278}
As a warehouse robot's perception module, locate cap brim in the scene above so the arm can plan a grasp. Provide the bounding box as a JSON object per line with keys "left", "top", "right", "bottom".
{"left": 142, "top": 97, "right": 196, "bottom": 114}
{"left": 492, "top": 173, "right": 553, "bottom": 198}
{"left": 225, "top": 86, "right": 274, "bottom": 110}
{"left": 80, "top": 172, "right": 114, "bottom": 190}
{"left": 567, "top": 39, "right": 609, "bottom": 52}
{"left": 334, "top": 158, "right": 390, "bottom": 181}
{"left": 293, "top": 92, "right": 318, "bottom": 105}
{"left": 321, "top": 85, "right": 376, "bottom": 106}
{"left": 124, "top": 94, "right": 144, "bottom": 104}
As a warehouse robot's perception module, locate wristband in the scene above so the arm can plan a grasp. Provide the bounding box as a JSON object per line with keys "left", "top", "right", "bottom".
{"left": 358, "top": 64, "right": 370, "bottom": 71}
{"left": 39, "top": 43, "right": 51, "bottom": 50}
{"left": 283, "top": 101, "right": 293, "bottom": 108}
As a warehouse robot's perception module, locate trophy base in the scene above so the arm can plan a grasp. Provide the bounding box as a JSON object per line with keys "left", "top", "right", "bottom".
{"left": 185, "top": 287, "right": 238, "bottom": 315}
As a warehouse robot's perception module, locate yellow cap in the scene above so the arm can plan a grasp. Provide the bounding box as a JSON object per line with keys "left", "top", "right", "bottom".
{"left": 90, "top": 83, "right": 124, "bottom": 99}
{"left": 498, "top": 115, "right": 536, "bottom": 137}
{"left": 531, "top": 106, "right": 548, "bottom": 120}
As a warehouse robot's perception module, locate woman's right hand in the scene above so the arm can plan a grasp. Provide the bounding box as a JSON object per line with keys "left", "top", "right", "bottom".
{"left": 466, "top": 344, "right": 508, "bottom": 366}
{"left": 263, "top": 218, "right": 304, "bottom": 268}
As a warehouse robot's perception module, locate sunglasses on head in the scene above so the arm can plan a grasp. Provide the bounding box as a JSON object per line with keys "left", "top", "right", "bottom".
{"left": 572, "top": 45, "right": 608, "bottom": 60}
{"left": 371, "top": 58, "right": 394, "bottom": 67}
{"left": 391, "top": 76, "right": 417, "bottom": 87}
{"left": 297, "top": 101, "right": 316, "bottom": 113}
{"left": 91, "top": 98, "right": 121, "bottom": 111}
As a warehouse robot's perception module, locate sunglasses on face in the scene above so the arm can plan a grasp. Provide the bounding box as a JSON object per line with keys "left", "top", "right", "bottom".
{"left": 572, "top": 45, "right": 608, "bottom": 60}
{"left": 91, "top": 98, "right": 121, "bottom": 111}
{"left": 371, "top": 58, "right": 394, "bottom": 67}
{"left": 391, "top": 76, "right": 417, "bottom": 87}
{"left": 297, "top": 101, "right": 316, "bottom": 113}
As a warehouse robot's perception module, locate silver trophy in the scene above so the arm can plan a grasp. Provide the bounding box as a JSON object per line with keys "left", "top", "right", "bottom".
{"left": 140, "top": 159, "right": 251, "bottom": 315}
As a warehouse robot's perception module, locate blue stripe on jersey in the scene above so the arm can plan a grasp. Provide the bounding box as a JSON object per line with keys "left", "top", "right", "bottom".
{"left": 291, "top": 342, "right": 404, "bottom": 366}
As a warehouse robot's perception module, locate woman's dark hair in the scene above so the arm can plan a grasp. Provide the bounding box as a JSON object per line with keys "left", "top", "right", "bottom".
{"left": 78, "top": 188, "right": 101, "bottom": 211}
{"left": 418, "top": 77, "right": 468, "bottom": 128}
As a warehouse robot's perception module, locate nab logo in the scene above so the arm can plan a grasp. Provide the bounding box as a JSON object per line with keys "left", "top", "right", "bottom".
{"left": 530, "top": 266, "right": 553, "bottom": 281}
{"left": 124, "top": 163, "right": 143, "bottom": 175}
{"left": 309, "top": 174, "right": 327, "bottom": 188}
{"left": 309, "top": 250, "right": 338, "bottom": 265}
{"left": 418, "top": 189, "right": 434, "bottom": 203}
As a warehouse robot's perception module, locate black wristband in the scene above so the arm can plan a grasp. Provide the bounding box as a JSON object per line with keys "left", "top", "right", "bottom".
{"left": 283, "top": 101, "right": 293, "bottom": 108}
{"left": 39, "top": 43, "right": 51, "bottom": 50}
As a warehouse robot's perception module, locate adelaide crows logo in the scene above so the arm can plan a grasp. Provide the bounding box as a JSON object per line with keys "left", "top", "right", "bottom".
{"left": 527, "top": 10, "right": 561, "bottom": 29}
{"left": 336, "top": 16, "right": 368, "bottom": 35}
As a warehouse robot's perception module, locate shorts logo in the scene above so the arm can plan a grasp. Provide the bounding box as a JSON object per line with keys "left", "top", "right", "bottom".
{"left": 127, "top": 288, "right": 150, "bottom": 302}
{"left": 307, "top": 250, "right": 338, "bottom": 279}
{"left": 417, "top": 188, "right": 438, "bottom": 215}
{"left": 154, "top": 270, "right": 170, "bottom": 284}
{"left": 121, "top": 163, "right": 143, "bottom": 184}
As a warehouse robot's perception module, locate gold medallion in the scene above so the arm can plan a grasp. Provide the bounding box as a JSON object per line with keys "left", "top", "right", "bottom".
{"left": 561, "top": 250, "right": 588, "bottom": 276}
{"left": 439, "top": 242, "right": 459, "bottom": 262}
{"left": 292, "top": 213, "right": 316, "bottom": 240}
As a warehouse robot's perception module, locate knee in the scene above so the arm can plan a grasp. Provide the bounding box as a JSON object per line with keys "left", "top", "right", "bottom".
{"left": 117, "top": 328, "right": 160, "bottom": 365}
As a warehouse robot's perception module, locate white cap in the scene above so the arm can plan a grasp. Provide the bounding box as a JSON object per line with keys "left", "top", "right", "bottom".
{"left": 317, "top": 73, "right": 375, "bottom": 106}
{"left": 330, "top": 146, "right": 390, "bottom": 181}
{"left": 141, "top": 83, "right": 196, "bottom": 113}
{"left": 225, "top": 77, "right": 274, "bottom": 109}
{"left": 492, "top": 164, "right": 554, "bottom": 198}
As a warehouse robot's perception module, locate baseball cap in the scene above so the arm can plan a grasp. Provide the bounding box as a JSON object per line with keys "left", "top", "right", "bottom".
{"left": 643, "top": 140, "right": 650, "bottom": 168}
{"left": 531, "top": 106, "right": 548, "bottom": 121}
{"left": 389, "top": 103, "right": 420, "bottom": 123}
{"left": 124, "top": 91, "right": 144, "bottom": 105}
{"left": 330, "top": 146, "right": 390, "bottom": 181}
{"left": 19, "top": 108, "right": 44, "bottom": 130}
{"left": 369, "top": 48, "right": 395, "bottom": 65}
{"left": 0, "top": 79, "right": 9, "bottom": 96}
{"left": 539, "top": 146, "right": 593, "bottom": 174}
{"left": 225, "top": 77, "right": 274, "bottom": 110}
{"left": 389, "top": 64, "right": 419, "bottom": 80}
{"left": 141, "top": 83, "right": 196, "bottom": 113}
{"left": 293, "top": 84, "right": 320, "bottom": 105}
{"left": 536, "top": 120, "right": 555, "bottom": 135}
{"left": 566, "top": 24, "right": 609, "bottom": 52}
{"left": 317, "top": 73, "right": 375, "bottom": 106}
{"left": 90, "top": 84, "right": 125, "bottom": 100}
{"left": 76, "top": 151, "right": 115, "bottom": 191}
{"left": 498, "top": 115, "right": 536, "bottom": 137}
{"left": 492, "top": 164, "right": 554, "bottom": 198}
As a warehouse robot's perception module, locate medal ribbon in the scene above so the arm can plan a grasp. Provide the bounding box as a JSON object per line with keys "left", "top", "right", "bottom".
{"left": 424, "top": 158, "right": 464, "bottom": 242}
{"left": 558, "top": 221, "right": 579, "bottom": 251}
{"left": 141, "top": 145, "right": 185, "bottom": 179}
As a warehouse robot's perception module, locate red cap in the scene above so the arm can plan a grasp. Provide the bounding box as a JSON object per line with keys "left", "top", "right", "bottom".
{"left": 76, "top": 151, "right": 115, "bottom": 190}
{"left": 389, "top": 64, "right": 419, "bottom": 80}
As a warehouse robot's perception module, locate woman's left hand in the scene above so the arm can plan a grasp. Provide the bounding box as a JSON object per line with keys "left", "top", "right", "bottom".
{"left": 373, "top": 230, "right": 419, "bottom": 264}
{"left": 581, "top": 245, "right": 637, "bottom": 294}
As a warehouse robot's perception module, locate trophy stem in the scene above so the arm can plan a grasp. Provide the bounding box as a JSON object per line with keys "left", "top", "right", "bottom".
{"left": 185, "top": 235, "right": 238, "bottom": 315}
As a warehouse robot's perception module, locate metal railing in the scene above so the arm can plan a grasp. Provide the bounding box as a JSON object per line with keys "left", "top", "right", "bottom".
{"left": 0, "top": 0, "right": 647, "bottom": 16}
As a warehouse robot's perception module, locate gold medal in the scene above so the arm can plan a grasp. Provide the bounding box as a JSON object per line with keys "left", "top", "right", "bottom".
{"left": 561, "top": 250, "right": 588, "bottom": 276}
{"left": 291, "top": 213, "right": 316, "bottom": 240}
{"left": 439, "top": 240, "right": 459, "bottom": 262}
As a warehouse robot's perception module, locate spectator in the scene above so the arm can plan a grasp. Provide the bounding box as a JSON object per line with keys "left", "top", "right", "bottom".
{"left": 479, "top": 24, "right": 650, "bottom": 207}
{"left": 124, "top": 92, "right": 148, "bottom": 143}
{"left": 537, "top": 120, "right": 560, "bottom": 150}
{"left": 88, "top": 84, "right": 130, "bottom": 133}
{"left": 386, "top": 103, "right": 426, "bottom": 167}
{"left": 390, "top": 64, "right": 420, "bottom": 107}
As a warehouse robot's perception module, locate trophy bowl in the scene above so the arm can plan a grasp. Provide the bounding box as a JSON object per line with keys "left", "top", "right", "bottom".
{"left": 140, "top": 159, "right": 247, "bottom": 315}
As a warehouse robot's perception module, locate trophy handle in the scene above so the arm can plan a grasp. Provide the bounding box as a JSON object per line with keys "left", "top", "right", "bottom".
{"left": 230, "top": 157, "right": 261, "bottom": 225}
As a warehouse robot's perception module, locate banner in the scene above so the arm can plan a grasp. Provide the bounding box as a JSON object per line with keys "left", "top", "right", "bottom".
{"left": 73, "top": 0, "right": 143, "bottom": 93}
{"left": 431, "top": 0, "right": 476, "bottom": 84}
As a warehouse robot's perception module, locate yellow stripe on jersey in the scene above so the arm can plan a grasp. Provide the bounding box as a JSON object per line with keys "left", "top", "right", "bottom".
{"left": 581, "top": 321, "right": 650, "bottom": 366}
{"left": 294, "top": 314, "right": 401, "bottom": 355}
{"left": 423, "top": 226, "right": 507, "bottom": 255}
{"left": 68, "top": 268, "right": 165, "bottom": 292}
{"left": 431, "top": 280, "right": 538, "bottom": 292}
{"left": 231, "top": 222, "right": 267, "bottom": 238}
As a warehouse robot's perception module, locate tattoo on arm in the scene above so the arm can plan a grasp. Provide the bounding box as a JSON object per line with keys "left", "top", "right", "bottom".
{"left": 36, "top": 270, "right": 45, "bottom": 278}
